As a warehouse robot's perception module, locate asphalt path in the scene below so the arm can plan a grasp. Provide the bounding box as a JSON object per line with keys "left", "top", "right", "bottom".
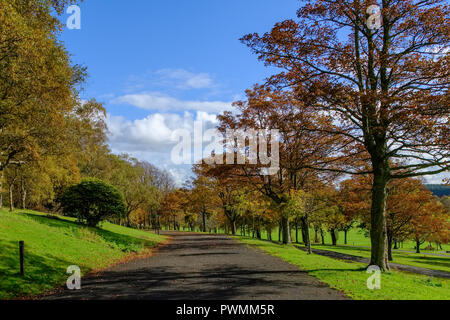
{"left": 44, "top": 232, "right": 349, "bottom": 300}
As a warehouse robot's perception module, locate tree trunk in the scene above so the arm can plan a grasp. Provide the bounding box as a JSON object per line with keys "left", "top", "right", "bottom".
{"left": 252, "top": 216, "right": 255, "bottom": 238}
{"left": 314, "top": 228, "right": 319, "bottom": 244}
{"left": 278, "top": 222, "right": 281, "bottom": 242}
{"left": 295, "top": 220, "right": 299, "bottom": 243}
{"left": 369, "top": 166, "right": 390, "bottom": 271}
{"left": 320, "top": 229, "right": 325, "bottom": 245}
{"left": 0, "top": 169, "right": 3, "bottom": 210}
{"left": 416, "top": 239, "right": 421, "bottom": 253}
{"left": 281, "top": 215, "right": 291, "bottom": 244}
{"left": 300, "top": 217, "right": 307, "bottom": 246}
{"left": 202, "top": 211, "right": 207, "bottom": 232}
{"left": 231, "top": 220, "right": 236, "bottom": 235}
{"left": 303, "top": 216, "right": 312, "bottom": 254}
{"left": 344, "top": 230, "right": 348, "bottom": 245}
{"left": 387, "top": 232, "right": 393, "bottom": 261}
{"left": 330, "top": 228, "right": 337, "bottom": 246}
{"left": 9, "top": 184, "right": 13, "bottom": 212}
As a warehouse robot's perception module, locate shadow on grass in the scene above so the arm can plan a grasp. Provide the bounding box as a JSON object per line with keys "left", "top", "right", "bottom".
{"left": 0, "top": 239, "right": 74, "bottom": 299}
{"left": 314, "top": 244, "right": 449, "bottom": 268}
{"left": 409, "top": 256, "right": 450, "bottom": 269}
{"left": 19, "top": 212, "right": 158, "bottom": 253}
{"left": 305, "top": 267, "right": 368, "bottom": 273}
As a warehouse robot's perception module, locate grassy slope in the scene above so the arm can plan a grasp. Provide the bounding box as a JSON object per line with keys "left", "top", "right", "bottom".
{"left": 238, "top": 237, "right": 450, "bottom": 300}
{"left": 0, "top": 210, "right": 166, "bottom": 299}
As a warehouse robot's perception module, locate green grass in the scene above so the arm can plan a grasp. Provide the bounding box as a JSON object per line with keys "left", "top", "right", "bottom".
{"left": 256, "top": 227, "right": 450, "bottom": 253}
{"left": 237, "top": 237, "right": 450, "bottom": 300}
{"left": 0, "top": 209, "right": 166, "bottom": 299}
{"left": 311, "top": 244, "right": 450, "bottom": 273}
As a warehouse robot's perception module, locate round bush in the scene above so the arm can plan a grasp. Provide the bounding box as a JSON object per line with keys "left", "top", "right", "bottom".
{"left": 60, "top": 178, "right": 126, "bottom": 227}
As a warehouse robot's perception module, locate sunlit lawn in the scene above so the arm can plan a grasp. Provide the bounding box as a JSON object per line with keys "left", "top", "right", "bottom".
{"left": 0, "top": 209, "right": 166, "bottom": 299}
{"left": 257, "top": 227, "right": 450, "bottom": 253}
{"left": 309, "top": 244, "right": 450, "bottom": 273}
{"left": 238, "top": 237, "right": 450, "bottom": 300}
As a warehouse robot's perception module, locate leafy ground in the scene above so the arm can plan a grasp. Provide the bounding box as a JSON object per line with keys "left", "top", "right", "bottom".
{"left": 0, "top": 209, "right": 166, "bottom": 299}
{"left": 238, "top": 237, "right": 450, "bottom": 300}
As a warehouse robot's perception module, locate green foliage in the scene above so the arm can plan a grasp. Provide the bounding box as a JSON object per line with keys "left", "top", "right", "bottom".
{"left": 60, "top": 178, "right": 126, "bottom": 227}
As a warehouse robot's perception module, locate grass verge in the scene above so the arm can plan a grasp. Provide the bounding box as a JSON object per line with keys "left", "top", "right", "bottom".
{"left": 310, "top": 244, "right": 450, "bottom": 273}
{"left": 238, "top": 237, "right": 450, "bottom": 300}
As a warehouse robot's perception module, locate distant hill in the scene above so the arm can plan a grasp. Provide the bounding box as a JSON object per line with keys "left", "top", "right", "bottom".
{"left": 424, "top": 184, "right": 450, "bottom": 197}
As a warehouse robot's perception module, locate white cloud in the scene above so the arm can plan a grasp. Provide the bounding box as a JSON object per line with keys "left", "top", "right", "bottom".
{"left": 111, "top": 92, "right": 233, "bottom": 114}
{"left": 424, "top": 172, "right": 450, "bottom": 185}
{"left": 106, "top": 111, "right": 219, "bottom": 186}
{"left": 124, "top": 68, "right": 218, "bottom": 92}
{"left": 155, "top": 68, "right": 214, "bottom": 89}
{"left": 167, "top": 167, "right": 190, "bottom": 187}
{"left": 107, "top": 112, "right": 196, "bottom": 152}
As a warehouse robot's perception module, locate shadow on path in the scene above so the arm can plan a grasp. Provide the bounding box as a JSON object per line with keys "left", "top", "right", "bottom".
{"left": 44, "top": 232, "right": 349, "bottom": 300}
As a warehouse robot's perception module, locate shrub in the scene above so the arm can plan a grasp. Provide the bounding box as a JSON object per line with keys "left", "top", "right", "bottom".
{"left": 60, "top": 178, "right": 126, "bottom": 227}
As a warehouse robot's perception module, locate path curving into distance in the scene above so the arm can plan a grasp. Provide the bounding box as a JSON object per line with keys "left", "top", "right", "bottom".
{"left": 43, "top": 232, "right": 349, "bottom": 300}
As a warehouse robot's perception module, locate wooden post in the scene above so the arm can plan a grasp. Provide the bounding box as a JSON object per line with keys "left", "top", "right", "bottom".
{"left": 19, "top": 241, "right": 24, "bottom": 276}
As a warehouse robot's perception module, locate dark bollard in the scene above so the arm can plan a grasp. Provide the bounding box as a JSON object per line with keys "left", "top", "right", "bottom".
{"left": 19, "top": 241, "right": 24, "bottom": 276}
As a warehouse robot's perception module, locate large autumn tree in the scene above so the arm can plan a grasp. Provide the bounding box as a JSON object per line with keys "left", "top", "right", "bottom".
{"left": 0, "top": 0, "right": 84, "bottom": 206}
{"left": 241, "top": 0, "right": 449, "bottom": 270}
{"left": 218, "top": 86, "right": 338, "bottom": 244}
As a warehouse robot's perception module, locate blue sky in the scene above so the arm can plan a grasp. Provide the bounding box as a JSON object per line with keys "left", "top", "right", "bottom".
{"left": 59, "top": 0, "right": 300, "bottom": 184}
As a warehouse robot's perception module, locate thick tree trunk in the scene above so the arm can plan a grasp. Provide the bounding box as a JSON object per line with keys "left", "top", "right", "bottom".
{"left": 300, "top": 225, "right": 306, "bottom": 244}
{"left": 387, "top": 232, "right": 393, "bottom": 261}
{"left": 281, "top": 216, "right": 291, "bottom": 244}
{"left": 300, "top": 216, "right": 311, "bottom": 247}
{"left": 416, "top": 239, "right": 421, "bottom": 254}
{"left": 278, "top": 222, "right": 281, "bottom": 242}
{"left": 231, "top": 220, "right": 237, "bottom": 235}
{"left": 330, "top": 228, "right": 337, "bottom": 246}
{"left": 303, "top": 216, "right": 312, "bottom": 254}
{"left": 369, "top": 166, "right": 390, "bottom": 271}
{"left": 344, "top": 230, "right": 348, "bottom": 245}
{"left": 202, "top": 211, "right": 207, "bottom": 232}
